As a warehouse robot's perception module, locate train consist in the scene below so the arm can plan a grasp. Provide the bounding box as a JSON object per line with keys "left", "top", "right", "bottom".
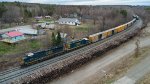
{"left": 21, "top": 16, "right": 139, "bottom": 66}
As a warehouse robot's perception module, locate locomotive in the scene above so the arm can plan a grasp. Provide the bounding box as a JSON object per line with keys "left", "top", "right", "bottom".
{"left": 21, "top": 16, "right": 139, "bottom": 66}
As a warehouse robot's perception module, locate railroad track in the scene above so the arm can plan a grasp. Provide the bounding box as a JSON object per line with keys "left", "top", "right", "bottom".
{"left": 0, "top": 67, "right": 20, "bottom": 76}
{"left": 0, "top": 19, "right": 142, "bottom": 84}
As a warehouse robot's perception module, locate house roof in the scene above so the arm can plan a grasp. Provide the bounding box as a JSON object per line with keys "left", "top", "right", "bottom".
{"left": 6, "top": 31, "right": 23, "bottom": 37}
{"left": 58, "top": 18, "right": 79, "bottom": 23}
{"left": 34, "top": 16, "right": 43, "bottom": 19}
{"left": 16, "top": 28, "right": 37, "bottom": 35}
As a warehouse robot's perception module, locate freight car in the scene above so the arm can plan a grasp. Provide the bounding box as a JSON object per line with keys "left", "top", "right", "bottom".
{"left": 21, "top": 16, "right": 139, "bottom": 66}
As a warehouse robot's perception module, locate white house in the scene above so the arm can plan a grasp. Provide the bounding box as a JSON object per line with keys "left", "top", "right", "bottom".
{"left": 58, "top": 18, "right": 80, "bottom": 26}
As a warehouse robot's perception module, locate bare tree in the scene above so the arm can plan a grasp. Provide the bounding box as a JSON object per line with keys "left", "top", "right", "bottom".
{"left": 2, "top": 6, "right": 22, "bottom": 26}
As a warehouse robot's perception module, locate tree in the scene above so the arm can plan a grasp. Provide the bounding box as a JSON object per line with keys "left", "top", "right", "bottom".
{"left": 120, "top": 10, "right": 127, "bottom": 18}
{"left": 0, "top": 3, "right": 7, "bottom": 18}
{"left": 46, "top": 5, "right": 55, "bottom": 16}
{"left": 52, "top": 32, "right": 56, "bottom": 46}
{"left": 56, "top": 31, "right": 62, "bottom": 45}
{"left": 2, "top": 6, "right": 21, "bottom": 25}
{"left": 14, "top": 1, "right": 21, "bottom": 7}
{"left": 24, "top": 8, "right": 32, "bottom": 18}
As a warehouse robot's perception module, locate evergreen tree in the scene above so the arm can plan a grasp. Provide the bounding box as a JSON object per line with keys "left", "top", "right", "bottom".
{"left": 52, "top": 32, "right": 56, "bottom": 46}
{"left": 24, "top": 8, "right": 32, "bottom": 18}
{"left": 56, "top": 32, "right": 62, "bottom": 45}
{"left": 46, "top": 5, "right": 55, "bottom": 16}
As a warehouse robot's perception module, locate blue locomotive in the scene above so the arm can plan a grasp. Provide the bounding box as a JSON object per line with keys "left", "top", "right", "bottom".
{"left": 22, "top": 38, "right": 89, "bottom": 66}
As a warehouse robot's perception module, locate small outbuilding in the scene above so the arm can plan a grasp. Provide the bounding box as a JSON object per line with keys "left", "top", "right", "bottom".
{"left": 40, "top": 22, "right": 55, "bottom": 29}
{"left": 58, "top": 18, "right": 80, "bottom": 26}
{"left": 45, "top": 16, "right": 51, "bottom": 19}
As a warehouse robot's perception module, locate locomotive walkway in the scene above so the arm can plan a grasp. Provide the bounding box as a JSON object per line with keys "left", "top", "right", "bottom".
{"left": 0, "top": 19, "right": 142, "bottom": 84}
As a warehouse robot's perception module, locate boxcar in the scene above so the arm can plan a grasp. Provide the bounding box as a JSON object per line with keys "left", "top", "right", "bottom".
{"left": 104, "top": 29, "right": 113, "bottom": 37}
{"left": 112, "top": 28, "right": 118, "bottom": 34}
{"left": 116, "top": 26, "right": 121, "bottom": 33}
{"left": 116, "top": 24, "right": 125, "bottom": 33}
{"left": 89, "top": 33, "right": 99, "bottom": 42}
{"left": 89, "top": 28, "right": 115, "bottom": 42}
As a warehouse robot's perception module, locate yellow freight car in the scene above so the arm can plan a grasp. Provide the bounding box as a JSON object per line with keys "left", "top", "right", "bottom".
{"left": 89, "top": 33, "right": 99, "bottom": 42}
{"left": 116, "top": 26, "right": 121, "bottom": 33}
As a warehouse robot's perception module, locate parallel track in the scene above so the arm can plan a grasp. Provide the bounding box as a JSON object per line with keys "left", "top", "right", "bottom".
{"left": 0, "top": 19, "right": 142, "bottom": 84}
{"left": 0, "top": 67, "right": 20, "bottom": 76}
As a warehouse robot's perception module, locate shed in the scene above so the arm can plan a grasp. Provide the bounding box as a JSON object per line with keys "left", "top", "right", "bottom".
{"left": 40, "top": 22, "right": 55, "bottom": 29}
{"left": 45, "top": 16, "right": 51, "bottom": 19}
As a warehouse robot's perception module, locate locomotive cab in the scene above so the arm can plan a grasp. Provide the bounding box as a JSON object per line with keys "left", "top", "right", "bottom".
{"left": 27, "top": 53, "right": 34, "bottom": 56}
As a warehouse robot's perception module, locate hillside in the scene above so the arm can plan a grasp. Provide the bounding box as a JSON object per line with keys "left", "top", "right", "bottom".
{"left": 0, "top": 2, "right": 143, "bottom": 31}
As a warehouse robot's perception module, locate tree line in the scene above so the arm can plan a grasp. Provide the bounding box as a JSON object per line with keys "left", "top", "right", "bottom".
{"left": 0, "top": 2, "right": 55, "bottom": 24}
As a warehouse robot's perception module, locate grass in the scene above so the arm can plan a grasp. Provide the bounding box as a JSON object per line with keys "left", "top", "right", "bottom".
{"left": 0, "top": 40, "right": 42, "bottom": 56}
{"left": 73, "top": 24, "right": 93, "bottom": 32}
{"left": 36, "top": 18, "right": 55, "bottom": 23}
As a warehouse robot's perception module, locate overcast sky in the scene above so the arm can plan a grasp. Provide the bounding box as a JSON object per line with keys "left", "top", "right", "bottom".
{"left": 1, "top": 0, "right": 150, "bottom": 5}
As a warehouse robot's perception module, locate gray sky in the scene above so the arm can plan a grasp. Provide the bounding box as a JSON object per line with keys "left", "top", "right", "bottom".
{"left": 1, "top": 0, "right": 150, "bottom": 5}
